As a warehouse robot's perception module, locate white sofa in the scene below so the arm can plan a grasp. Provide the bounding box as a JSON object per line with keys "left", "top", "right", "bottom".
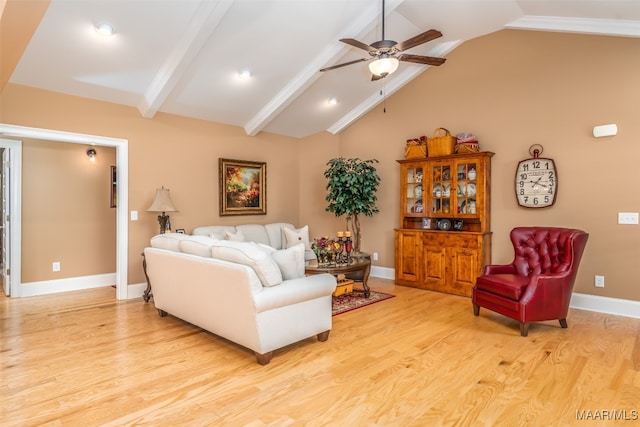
{"left": 143, "top": 225, "right": 335, "bottom": 365}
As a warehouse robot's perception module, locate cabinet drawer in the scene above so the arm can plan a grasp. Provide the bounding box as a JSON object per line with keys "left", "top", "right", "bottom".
{"left": 422, "top": 232, "right": 480, "bottom": 249}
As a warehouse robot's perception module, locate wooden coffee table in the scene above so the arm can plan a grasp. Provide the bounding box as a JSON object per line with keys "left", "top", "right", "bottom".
{"left": 305, "top": 256, "right": 371, "bottom": 298}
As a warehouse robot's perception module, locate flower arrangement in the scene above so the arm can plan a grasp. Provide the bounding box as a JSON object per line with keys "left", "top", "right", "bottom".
{"left": 311, "top": 237, "right": 342, "bottom": 265}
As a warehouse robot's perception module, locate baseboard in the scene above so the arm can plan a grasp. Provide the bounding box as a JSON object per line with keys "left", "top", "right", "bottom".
{"left": 570, "top": 292, "right": 640, "bottom": 319}
{"left": 20, "top": 273, "right": 117, "bottom": 297}
{"left": 126, "top": 282, "right": 147, "bottom": 299}
{"left": 370, "top": 265, "right": 395, "bottom": 280}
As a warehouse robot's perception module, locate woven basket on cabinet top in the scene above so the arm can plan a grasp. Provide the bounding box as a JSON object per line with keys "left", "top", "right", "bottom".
{"left": 427, "top": 128, "right": 456, "bottom": 157}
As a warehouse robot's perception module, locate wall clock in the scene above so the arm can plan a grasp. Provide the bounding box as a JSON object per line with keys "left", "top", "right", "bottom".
{"left": 515, "top": 144, "right": 558, "bottom": 208}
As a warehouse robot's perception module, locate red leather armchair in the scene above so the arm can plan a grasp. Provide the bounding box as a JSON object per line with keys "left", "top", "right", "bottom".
{"left": 472, "top": 227, "right": 589, "bottom": 336}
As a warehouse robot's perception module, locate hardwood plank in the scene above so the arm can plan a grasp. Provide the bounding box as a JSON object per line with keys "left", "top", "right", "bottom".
{"left": 1, "top": 280, "right": 639, "bottom": 425}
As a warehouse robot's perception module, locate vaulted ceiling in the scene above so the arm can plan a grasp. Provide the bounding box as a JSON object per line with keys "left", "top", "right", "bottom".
{"left": 4, "top": 0, "right": 640, "bottom": 138}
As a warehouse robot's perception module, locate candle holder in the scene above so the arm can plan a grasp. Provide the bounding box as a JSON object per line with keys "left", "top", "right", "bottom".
{"left": 345, "top": 236, "right": 353, "bottom": 263}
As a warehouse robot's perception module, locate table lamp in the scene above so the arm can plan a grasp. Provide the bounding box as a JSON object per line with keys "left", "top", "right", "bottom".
{"left": 147, "top": 186, "right": 178, "bottom": 234}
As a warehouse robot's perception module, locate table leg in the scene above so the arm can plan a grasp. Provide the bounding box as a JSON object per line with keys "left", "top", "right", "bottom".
{"left": 142, "top": 252, "right": 153, "bottom": 303}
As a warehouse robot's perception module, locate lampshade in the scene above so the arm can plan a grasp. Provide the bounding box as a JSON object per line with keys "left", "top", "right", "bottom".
{"left": 369, "top": 55, "right": 399, "bottom": 77}
{"left": 147, "top": 187, "right": 178, "bottom": 213}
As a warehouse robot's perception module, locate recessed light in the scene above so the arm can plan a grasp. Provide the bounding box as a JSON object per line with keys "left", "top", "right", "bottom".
{"left": 328, "top": 97, "right": 338, "bottom": 105}
{"left": 237, "top": 70, "right": 252, "bottom": 79}
{"left": 95, "top": 23, "right": 114, "bottom": 37}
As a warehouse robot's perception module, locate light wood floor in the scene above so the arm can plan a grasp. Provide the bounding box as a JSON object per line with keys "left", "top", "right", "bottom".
{"left": 1, "top": 278, "right": 639, "bottom": 426}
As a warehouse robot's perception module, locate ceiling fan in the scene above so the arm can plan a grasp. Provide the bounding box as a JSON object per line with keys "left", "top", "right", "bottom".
{"left": 320, "top": 0, "right": 446, "bottom": 80}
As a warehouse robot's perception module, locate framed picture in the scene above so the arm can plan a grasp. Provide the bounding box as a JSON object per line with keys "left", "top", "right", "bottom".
{"left": 110, "top": 166, "right": 117, "bottom": 208}
{"left": 219, "top": 158, "right": 267, "bottom": 216}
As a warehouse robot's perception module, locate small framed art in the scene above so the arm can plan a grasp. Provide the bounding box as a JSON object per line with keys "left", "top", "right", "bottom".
{"left": 219, "top": 158, "right": 267, "bottom": 216}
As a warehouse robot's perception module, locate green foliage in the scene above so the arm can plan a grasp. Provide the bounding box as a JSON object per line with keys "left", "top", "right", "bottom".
{"left": 324, "top": 157, "right": 380, "bottom": 218}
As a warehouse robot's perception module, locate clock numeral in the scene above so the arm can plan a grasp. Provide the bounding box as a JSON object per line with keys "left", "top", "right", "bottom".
{"left": 532, "top": 160, "right": 540, "bottom": 169}
{"left": 544, "top": 195, "right": 550, "bottom": 203}
{"left": 520, "top": 173, "right": 527, "bottom": 180}
{"left": 519, "top": 188, "right": 525, "bottom": 195}
{"left": 548, "top": 171, "right": 554, "bottom": 179}
{"left": 522, "top": 164, "right": 529, "bottom": 171}
{"left": 518, "top": 180, "right": 525, "bottom": 188}
{"left": 533, "top": 197, "right": 539, "bottom": 205}
{"left": 523, "top": 196, "right": 529, "bottom": 203}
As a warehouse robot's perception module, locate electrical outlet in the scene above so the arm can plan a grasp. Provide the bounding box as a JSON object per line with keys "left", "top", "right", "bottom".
{"left": 595, "top": 275, "right": 605, "bottom": 288}
{"left": 52, "top": 261, "right": 61, "bottom": 272}
{"left": 373, "top": 252, "right": 379, "bottom": 261}
{"left": 618, "top": 212, "right": 639, "bottom": 224}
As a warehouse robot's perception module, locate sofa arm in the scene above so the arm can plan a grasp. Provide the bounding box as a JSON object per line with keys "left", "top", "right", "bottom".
{"left": 253, "top": 273, "right": 336, "bottom": 313}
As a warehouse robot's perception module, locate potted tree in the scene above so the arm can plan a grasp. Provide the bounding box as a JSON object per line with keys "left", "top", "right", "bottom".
{"left": 324, "top": 157, "right": 381, "bottom": 255}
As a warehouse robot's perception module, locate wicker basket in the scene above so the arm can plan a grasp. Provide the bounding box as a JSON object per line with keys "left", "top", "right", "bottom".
{"left": 404, "top": 136, "right": 427, "bottom": 159}
{"left": 405, "top": 142, "right": 427, "bottom": 158}
{"left": 427, "top": 128, "right": 456, "bottom": 157}
{"left": 454, "top": 142, "right": 480, "bottom": 154}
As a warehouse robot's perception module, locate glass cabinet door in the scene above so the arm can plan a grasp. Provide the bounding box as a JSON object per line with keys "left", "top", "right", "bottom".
{"left": 431, "top": 163, "right": 452, "bottom": 215}
{"left": 406, "top": 166, "right": 424, "bottom": 215}
{"left": 456, "top": 162, "right": 478, "bottom": 215}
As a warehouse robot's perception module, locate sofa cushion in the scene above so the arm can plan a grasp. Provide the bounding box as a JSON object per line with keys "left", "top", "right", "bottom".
{"left": 150, "top": 233, "right": 189, "bottom": 252}
{"left": 179, "top": 235, "right": 216, "bottom": 258}
{"left": 225, "top": 229, "right": 245, "bottom": 242}
{"left": 271, "top": 243, "right": 305, "bottom": 280}
{"left": 283, "top": 225, "right": 311, "bottom": 250}
{"left": 265, "top": 223, "right": 292, "bottom": 249}
{"left": 210, "top": 240, "right": 283, "bottom": 287}
{"left": 236, "top": 224, "right": 270, "bottom": 246}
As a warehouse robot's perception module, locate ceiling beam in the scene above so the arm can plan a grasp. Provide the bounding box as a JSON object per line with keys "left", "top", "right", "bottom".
{"left": 137, "top": 0, "right": 234, "bottom": 118}
{"left": 505, "top": 16, "right": 640, "bottom": 38}
{"left": 244, "top": 0, "right": 406, "bottom": 137}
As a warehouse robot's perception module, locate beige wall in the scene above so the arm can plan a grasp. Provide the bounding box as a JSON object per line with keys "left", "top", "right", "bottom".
{"left": 1, "top": 28, "right": 638, "bottom": 302}
{"left": 0, "top": 84, "right": 305, "bottom": 285}
{"left": 300, "top": 29, "right": 640, "bottom": 301}
{"left": 22, "top": 139, "right": 116, "bottom": 282}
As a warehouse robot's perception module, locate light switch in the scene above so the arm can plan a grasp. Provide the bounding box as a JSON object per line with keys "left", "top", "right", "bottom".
{"left": 131, "top": 210, "right": 138, "bottom": 221}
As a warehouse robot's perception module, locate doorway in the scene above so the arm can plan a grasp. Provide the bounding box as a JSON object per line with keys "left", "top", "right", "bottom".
{"left": 0, "top": 124, "right": 129, "bottom": 300}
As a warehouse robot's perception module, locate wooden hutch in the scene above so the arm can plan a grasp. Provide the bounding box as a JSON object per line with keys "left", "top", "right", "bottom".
{"left": 395, "top": 152, "right": 494, "bottom": 297}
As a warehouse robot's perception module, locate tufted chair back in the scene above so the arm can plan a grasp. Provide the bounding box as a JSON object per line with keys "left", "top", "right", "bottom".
{"left": 511, "top": 227, "right": 577, "bottom": 276}
{"left": 472, "top": 226, "right": 588, "bottom": 336}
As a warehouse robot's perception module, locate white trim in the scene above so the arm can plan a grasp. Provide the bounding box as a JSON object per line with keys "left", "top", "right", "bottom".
{"left": 127, "top": 282, "right": 148, "bottom": 299}
{"left": 371, "top": 265, "right": 395, "bottom": 280}
{"left": 570, "top": 292, "right": 640, "bottom": 319}
{"left": 0, "top": 124, "right": 129, "bottom": 300}
{"left": 20, "top": 274, "right": 117, "bottom": 297}
{"left": 0, "top": 139, "right": 22, "bottom": 297}
{"left": 505, "top": 16, "right": 640, "bottom": 38}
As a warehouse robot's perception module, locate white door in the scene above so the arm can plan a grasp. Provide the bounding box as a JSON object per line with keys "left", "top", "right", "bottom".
{"left": 2, "top": 147, "right": 10, "bottom": 295}
{"left": 1, "top": 148, "right": 9, "bottom": 295}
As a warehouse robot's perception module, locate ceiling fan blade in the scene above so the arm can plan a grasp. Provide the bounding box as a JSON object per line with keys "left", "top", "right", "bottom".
{"left": 395, "top": 29, "right": 442, "bottom": 52}
{"left": 340, "top": 38, "right": 376, "bottom": 52}
{"left": 397, "top": 53, "right": 446, "bottom": 66}
{"left": 320, "top": 57, "right": 370, "bottom": 72}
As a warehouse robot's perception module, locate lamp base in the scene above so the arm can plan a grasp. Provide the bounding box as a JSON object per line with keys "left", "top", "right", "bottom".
{"left": 157, "top": 213, "right": 171, "bottom": 234}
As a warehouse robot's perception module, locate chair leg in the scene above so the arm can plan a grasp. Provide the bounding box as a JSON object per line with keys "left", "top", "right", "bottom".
{"left": 520, "top": 322, "right": 529, "bottom": 337}
{"left": 473, "top": 304, "right": 480, "bottom": 316}
{"left": 559, "top": 318, "right": 568, "bottom": 329}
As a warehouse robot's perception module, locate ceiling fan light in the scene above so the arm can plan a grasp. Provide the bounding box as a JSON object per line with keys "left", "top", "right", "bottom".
{"left": 369, "top": 56, "right": 399, "bottom": 77}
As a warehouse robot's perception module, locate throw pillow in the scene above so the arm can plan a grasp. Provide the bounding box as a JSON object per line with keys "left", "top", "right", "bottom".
{"left": 210, "top": 240, "right": 282, "bottom": 287}
{"left": 283, "top": 225, "right": 310, "bottom": 250}
{"left": 225, "top": 229, "right": 245, "bottom": 242}
{"left": 271, "top": 243, "right": 305, "bottom": 280}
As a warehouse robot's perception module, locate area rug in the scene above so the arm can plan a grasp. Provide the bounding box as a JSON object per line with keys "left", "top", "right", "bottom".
{"left": 332, "top": 290, "right": 395, "bottom": 316}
